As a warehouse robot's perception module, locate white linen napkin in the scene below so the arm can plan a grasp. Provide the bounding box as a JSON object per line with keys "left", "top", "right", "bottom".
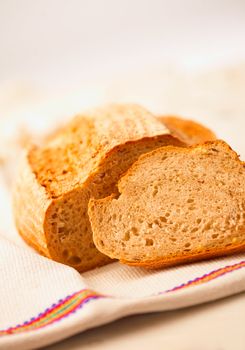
{"left": 0, "top": 233, "right": 244, "bottom": 350}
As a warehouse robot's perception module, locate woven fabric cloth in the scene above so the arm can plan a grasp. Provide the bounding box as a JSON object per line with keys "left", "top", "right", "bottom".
{"left": 0, "top": 230, "right": 244, "bottom": 350}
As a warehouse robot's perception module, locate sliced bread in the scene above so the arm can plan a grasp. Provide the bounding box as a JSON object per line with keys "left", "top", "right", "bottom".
{"left": 158, "top": 115, "right": 216, "bottom": 145}
{"left": 13, "top": 104, "right": 184, "bottom": 272}
{"left": 89, "top": 141, "right": 245, "bottom": 268}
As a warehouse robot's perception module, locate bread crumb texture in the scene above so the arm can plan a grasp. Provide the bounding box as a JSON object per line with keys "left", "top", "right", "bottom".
{"left": 89, "top": 140, "right": 245, "bottom": 268}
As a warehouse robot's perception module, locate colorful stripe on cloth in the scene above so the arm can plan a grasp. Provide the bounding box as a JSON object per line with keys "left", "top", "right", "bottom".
{"left": 0, "top": 290, "right": 104, "bottom": 336}
{"left": 0, "top": 260, "right": 244, "bottom": 336}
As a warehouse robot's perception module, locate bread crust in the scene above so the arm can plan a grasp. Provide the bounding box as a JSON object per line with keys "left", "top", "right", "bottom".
{"left": 13, "top": 149, "right": 53, "bottom": 257}
{"left": 30, "top": 105, "right": 173, "bottom": 198}
{"left": 121, "top": 243, "right": 245, "bottom": 269}
{"left": 158, "top": 115, "right": 216, "bottom": 145}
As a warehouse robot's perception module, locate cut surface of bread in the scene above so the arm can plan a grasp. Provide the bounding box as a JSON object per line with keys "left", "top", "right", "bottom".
{"left": 13, "top": 104, "right": 184, "bottom": 272}
{"left": 89, "top": 141, "right": 245, "bottom": 268}
{"left": 158, "top": 115, "right": 216, "bottom": 145}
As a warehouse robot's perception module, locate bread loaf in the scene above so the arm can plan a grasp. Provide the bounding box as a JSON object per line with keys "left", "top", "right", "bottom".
{"left": 13, "top": 104, "right": 184, "bottom": 272}
{"left": 89, "top": 141, "right": 245, "bottom": 268}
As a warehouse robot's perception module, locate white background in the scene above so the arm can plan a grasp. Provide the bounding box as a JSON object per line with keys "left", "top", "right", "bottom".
{"left": 1, "top": 0, "right": 245, "bottom": 89}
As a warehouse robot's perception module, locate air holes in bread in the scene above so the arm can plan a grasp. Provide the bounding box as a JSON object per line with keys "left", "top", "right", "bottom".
{"left": 124, "top": 232, "right": 130, "bottom": 241}
{"left": 145, "top": 238, "right": 154, "bottom": 246}
{"left": 160, "top": 216, "right": 167, "bottom": 223}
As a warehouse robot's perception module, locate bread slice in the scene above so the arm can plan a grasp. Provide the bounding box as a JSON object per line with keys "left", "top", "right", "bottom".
{"left": 158, "top": 115, "right": 216, "bottom": 145}
{"left": 13, "top": 104, "right": 184, "bottom": 272}
{"left": 89, "top": 140, "right": 245, "bottom": 268}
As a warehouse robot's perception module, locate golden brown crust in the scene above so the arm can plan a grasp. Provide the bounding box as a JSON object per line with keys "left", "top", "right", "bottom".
{"left": 18, "top": 227, "right": 49, "bottom": 258}
{"left": 158, "top": 115, "right": 216, "bottom": 145}
{"left": 121, "top": 243, "right": 245, "bottom": 269}
{"left": 30, "top": 105, "right": 171, "bottom": 198}
{"left": 12, "top": 150, "right": 52, "bottom": 257}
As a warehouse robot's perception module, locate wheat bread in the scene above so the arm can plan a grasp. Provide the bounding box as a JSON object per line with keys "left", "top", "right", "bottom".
{"left": 89, "top": 140, "right": 245, "bottom": 268}
{"left": 13, "top": 104, "right": 185, "bottom": 272}
{"left": 158, "top": 116, "right": 216, "bottom": 145}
